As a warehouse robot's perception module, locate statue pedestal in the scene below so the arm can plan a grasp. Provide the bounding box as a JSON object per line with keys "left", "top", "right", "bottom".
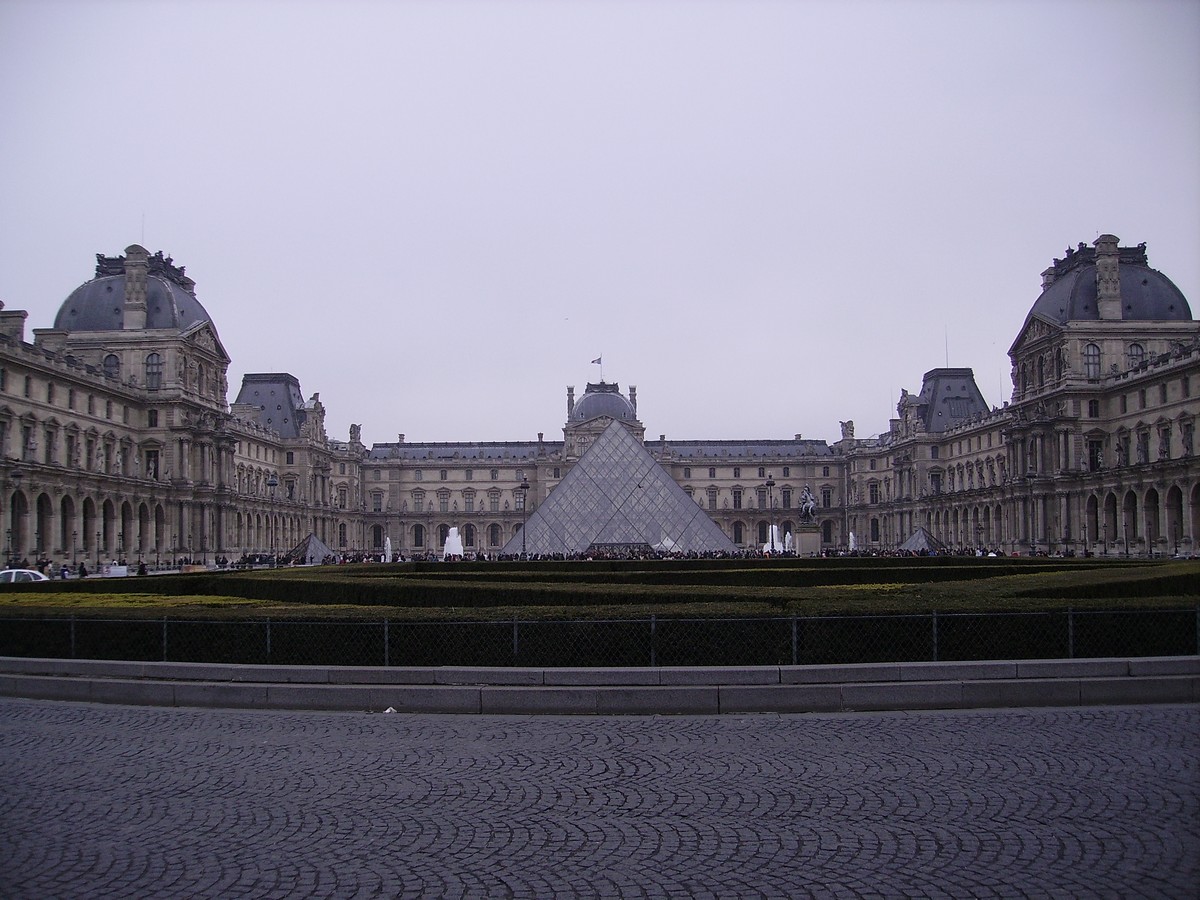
{"left": 795, "top": 524, "right": 821, "bottom": 557}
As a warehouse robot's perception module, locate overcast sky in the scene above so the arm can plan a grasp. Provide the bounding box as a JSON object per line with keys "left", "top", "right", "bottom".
{"left": 1, "top": 0, "right": 1197, "bottom": 445}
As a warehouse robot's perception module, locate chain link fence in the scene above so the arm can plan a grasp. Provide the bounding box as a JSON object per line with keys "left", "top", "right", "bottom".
{"left": 2, "top": 609, "right": 1197, "bottom": 667}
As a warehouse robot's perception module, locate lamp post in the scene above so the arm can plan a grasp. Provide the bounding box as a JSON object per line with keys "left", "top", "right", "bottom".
{"left": 1102, "top": 521, "right": 1108, "bottom": 556}
{"left": 765, "top": 474, "right": 776, "bottom": 554}
{"left": 8, "top": 468, "right": 22, "bottom": 566}
{"left": 118, "top": 531, "right": 124, "bottom": 564}
{"left": 95, "top": 530, "right": 101, "bottom": 568}
{"left": 518, "top": 478, "right": 530, "bottom": 558}
{"left": 72, "top": 530, "right": 77, "bottom": 568}
{"left": 171, "top": 533, "right": 176, "bottom": 569}
{"left": 267, "top": 473, "right": 279, "bottom": 566}
{"left": 1123, "top": 510, "right": 1130, "bottom": 558}
{"left": 4, "top": 529, "right": 11, "bottom": 569}
{"left": 976, "top": 523, "right": 984, "bottom": 554}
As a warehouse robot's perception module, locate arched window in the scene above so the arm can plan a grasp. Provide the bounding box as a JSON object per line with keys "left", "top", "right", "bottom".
{"left": 438, "top": 524, "right": 450, "bottom": 546}
{"left": 145, "top": 353, "right": 163, "bottom": 390}
{"left": 103, "top": 354, "right": 120, "bottom": 378}
{"left": 733, "top": 522, "right": 744, "bottom": 544}
{"left": 488, "top": 524, "right": 501, "bottom": 546}
{"left": 412, "top": 524, "right": 425, "bottom": 547}
{"left": 1083, "top": 343, "right": 1100, "bottom": 379}
{"left": 337, "top": 523, "right": 347, "bottom": 547}
{"left": 464, "top": 524, "right": 476, "bottom": 547}
{"left": 1127, "top": 343, "right": 1145, "bottom": 369}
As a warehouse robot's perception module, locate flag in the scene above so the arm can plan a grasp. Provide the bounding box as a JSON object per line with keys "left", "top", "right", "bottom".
{"left": 591, "top": 356, "right": 602, "bottom": 365}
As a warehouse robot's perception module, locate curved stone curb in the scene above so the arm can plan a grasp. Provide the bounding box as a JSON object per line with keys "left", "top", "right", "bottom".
{"left": 0, "top": 655, "right": 1196, "bottom": 714}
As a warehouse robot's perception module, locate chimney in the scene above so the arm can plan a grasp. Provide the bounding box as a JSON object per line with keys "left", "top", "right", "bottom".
{"left": 123, "top": 244, "right": 149, "bottom": 330}
{"left": 566, "top": 386, "right": 575, "bottom": 416}
{"left": 1095, "top": 234, "right": 1122, "bottom": 319}
{"left": 629, "top": 385, "right": 637, "bottom": 415}
{"left": 397, "top": 434, "right": 405, "bottom": 444}
{"left": 1041, "top": 266, "right": 1057, "bottom": 290}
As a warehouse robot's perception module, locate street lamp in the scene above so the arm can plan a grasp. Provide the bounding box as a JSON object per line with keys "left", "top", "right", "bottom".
{"left": 518, "top": 478, "right": 530, "bottom": 558}
{"left": 266, "top": 473, "right": 279, "bottom": 566}
{"left": 95, "top": 530, "right": 101, "bottom": 568}
{"left": 72, "top": 530, "right": 77, "bottom": 568}
{"left": 171, "top": 533, "right": 176, "bottom": 568}
{"left": 765, "top": 474, "right": 776, "bottom": 554}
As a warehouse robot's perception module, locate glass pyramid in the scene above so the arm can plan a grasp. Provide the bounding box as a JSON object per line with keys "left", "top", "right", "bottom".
{"left": 501, "top": 420, "right": 736, "bottom": 555}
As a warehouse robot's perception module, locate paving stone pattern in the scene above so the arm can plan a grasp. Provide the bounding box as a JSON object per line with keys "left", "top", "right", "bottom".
{"left": 1, "top": 699, "right": 1197, "bottom": 899}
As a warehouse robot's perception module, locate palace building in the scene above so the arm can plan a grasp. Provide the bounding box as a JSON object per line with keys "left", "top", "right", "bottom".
{"left": 1, "top": 235, "right": 1197, "bottom": 566}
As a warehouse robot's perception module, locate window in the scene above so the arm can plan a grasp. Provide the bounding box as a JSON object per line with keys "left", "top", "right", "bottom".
{"left": 489, "top": 491, "right": 500, "bottom": 512}
{"left": 821, "top": 488, "right": 832, "bottom": 508}
{"left": 24, "top": 375, "right": 31, "bottom": 398}
{"left": 1120, "top": 395, "right": 1128, "bottom": 414}
{"left": 733, "top": 467, "right": 740, "bottom": 479}
{"left": 1160, "top": 383, "right": 1168, "bottom": 404}
{"left": 373, "top": 469, "right": 381, "bottom": 481}
{"left": 707, "top": 488, "right": 718, "bottom": 510}
{"left": 145, "top": 353, "right": 162, "bottom": 390}
{"left": 103, "top": 354, "right": 120, "bottom": 378}
{"left": 438, "top": 490, "right": 449, "bottom": 513}
{"left": 466, "top": 469, "right": 473, "bottom": 481}
{"left": 869, "top": 459, "right": 876, "bottom": 471}
{"left": 337, "top": 487, "right": 347, "bottom": 509}
{"left": 758, "top": 488, "right": 770, "bottom": 508}
{"left": 683, "top": 467, "right": 691, "bottom": 479}
{"left": 68, "top": 388, "right": 75, "bottom": 409}
{"left": 105, "top": 400, "right": 112, "bottom": 419}
{"left": 339, "top": 463, "right": 346, "bottom": 475}
{"left": 372, "top": 492, "right": 383, "bottom": 512}
{"left": 930, "top": 472, "right": 942, "bottom": 494}
{"left": 1184, "top": 376, "right": 1192, "bottom": 399}
{"left": 869, "top": 482, "right": 880, "bottom": 504}
{"left": 148, "top": 410, "right": 158, "bottom": 427}
{"left": 286, "top": 451, "right": 294, "bottom": 465}
{"left": 0, "top": 368, "right": 5, "bottom": 391}
{"left": 781, "top": 489, "right": 792, "bottom": 508}
{"left": 490, "top": 469, "right": 499, "bottom": 481}
{"left": 1127, "top": 343, "right": 1145, "bottom": 369}
{"left": 757, "top": 467, "right": 765, "bottom": 478}
{"left": 439, "top": 469, "right": 448, "bottom": 481}
{"left": 732, "top": 489, "right": 743, "bottom": 510}
{"left": 413, "top": 490, "right": 426, "bottom": 510}
{"left": 708, "top": 467, "right": 716, "bottom": 479}
{"left": 931, "top": 446, "right": 939, "bottom": 460}
{"left": 415, "top": 469, "right": 423, "bottom": 481}
{"left": 1087, "top": 440, "right": 1103, "bottom": 472}
{"left": 1139, "top": 389, "right": 1147, "bottom": 410}
{"left": 413, "top": 524, "right": 425, "bottom": 547}
{"left": 1083, "top": 343, "right": 1101, "bottom": 379}
{"left": 47, "top": 383, "right": 55, "bottom": 404}
{"left": 783, "top": 467, "right": 790, "bottom": 477}
{"left": 488, "top": 524, "right": 501, "bottom": 546}
{"left": 552, "top": 467, "right": 560, "bottom": 478}
{"left": 870, "top": 518, "right": 880, "bottom": 542}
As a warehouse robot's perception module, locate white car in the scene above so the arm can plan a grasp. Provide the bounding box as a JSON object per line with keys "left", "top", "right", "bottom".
{"left": 0, "top": 568, "right": 51, "bottom": 583}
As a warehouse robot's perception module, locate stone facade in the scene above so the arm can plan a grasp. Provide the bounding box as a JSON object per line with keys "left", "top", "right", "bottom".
{"left": 1, "top": 235, "right": 1197, "bottom": 567}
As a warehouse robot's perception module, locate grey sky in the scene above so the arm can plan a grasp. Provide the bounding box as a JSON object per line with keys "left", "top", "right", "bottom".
{"left": 1, "top": 0, "right": 1197, "bottom": 444}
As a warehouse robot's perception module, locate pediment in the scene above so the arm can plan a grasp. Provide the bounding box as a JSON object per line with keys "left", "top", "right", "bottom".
{"left": 182, "top": 321, "right": 231, "bottom": 363}
{"left": 1008, "top": 314, "right": 1062, "bottom": 357}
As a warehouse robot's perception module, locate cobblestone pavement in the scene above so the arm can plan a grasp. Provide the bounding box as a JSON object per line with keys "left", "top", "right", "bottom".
{"left": 1, "top": 700, "right": 1196, "bottom": 899}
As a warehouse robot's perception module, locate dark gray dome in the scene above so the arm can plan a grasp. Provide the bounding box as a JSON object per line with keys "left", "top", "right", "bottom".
{"left": 569, "top": 382, "right": 637, "bottom": 423}
{"left": 1026, "top": 242, "right": 1191, "bottom": 326}
{"left": 54, "top": 274, "right": 216, "bottom": 333}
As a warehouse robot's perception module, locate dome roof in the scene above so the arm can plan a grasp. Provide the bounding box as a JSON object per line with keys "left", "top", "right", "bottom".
{"left": 53, "top": 247, "right": 217, "bottom": 335}
{"left": 1026, "top": 240, "right": 1191, "bottom": 326}
{"left": 569, "top": 382, "right": 637, "bottom": 423}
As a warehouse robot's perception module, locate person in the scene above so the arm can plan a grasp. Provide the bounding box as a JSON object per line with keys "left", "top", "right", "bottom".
{"left": 137, "top": 561, "right": 147, "bottom": 576}
{"left": 78, "top": 561, "right": 88, "bottom": 579}
{"left": 60, "top": 564, "right": 70, "bottom": 579}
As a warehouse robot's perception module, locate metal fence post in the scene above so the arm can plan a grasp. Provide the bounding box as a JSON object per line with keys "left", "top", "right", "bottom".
{"left": 512, "top": 617, "right": 519, "bottom": 662}
{"left": 650, "top": 615, "right": 657, "bottom": 668}
{"left": 931, "top": 611, "right": 939, "bottom": 662}
{"left": 791, "top": 615, "right": 798, "bottom": 666}
{"left": 162, "top": 616, "right": 168, "bottom": 662}
{"left": 70, "top": 616, "right": 76, "bottom": 659}
{"left": 265, "top": 618, "right": 271, "bottom": 664}
{"left": 1068, "top": 608, "right": 1075, "bottom": 659}
{"left": 383, "top": 618, "right": 389, "bottom": 667}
